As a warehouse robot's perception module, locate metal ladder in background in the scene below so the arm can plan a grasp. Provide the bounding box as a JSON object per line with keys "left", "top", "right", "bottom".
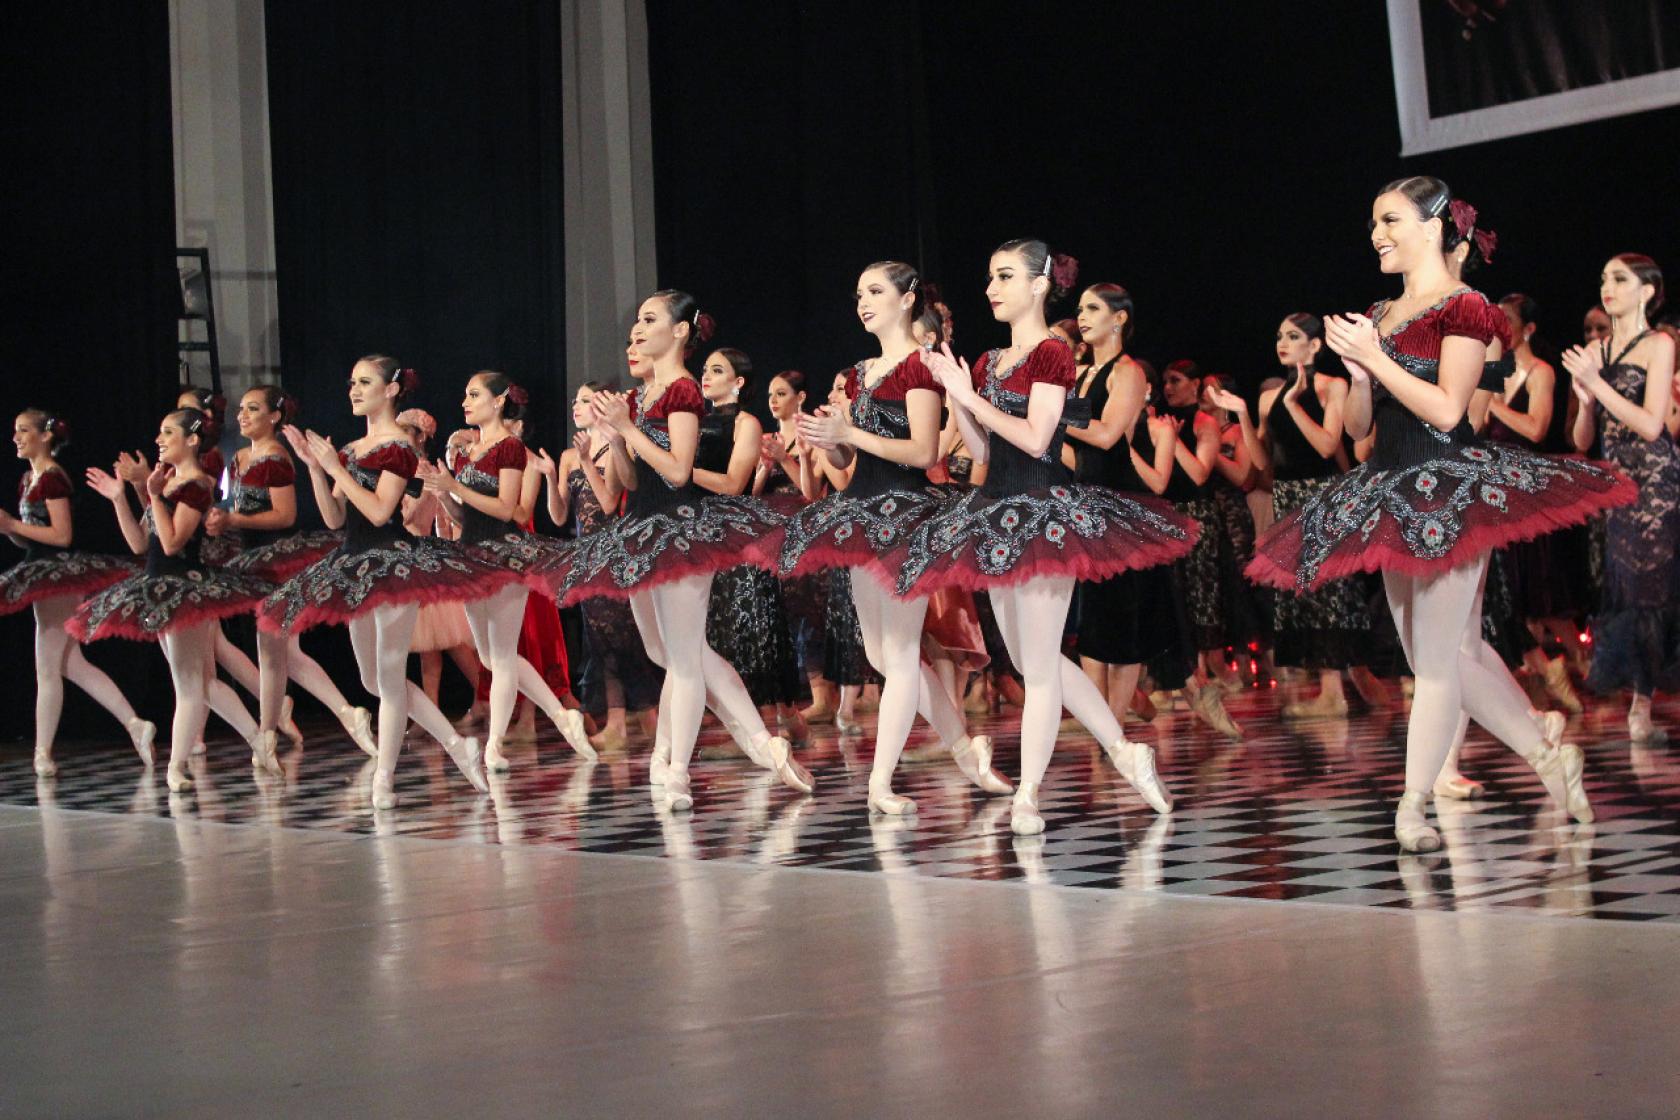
{"left": 175, "top": 247, "right": 221, "bottom": 395}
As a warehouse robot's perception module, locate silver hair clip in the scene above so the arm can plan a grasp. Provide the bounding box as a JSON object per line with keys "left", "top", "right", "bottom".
{"left": 1042, "top": 253, "right": 1054, "bottom": 277}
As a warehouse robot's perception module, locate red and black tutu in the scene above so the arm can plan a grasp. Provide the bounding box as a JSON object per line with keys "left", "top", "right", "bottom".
{"left": 213, "top": 528, "right": 343, "bottom": 583}
{"left": 68, "top": 565, "right": 273, "bottom": 642}
{"left": 0, "top": 551, "right": 136, "bottom": 615}
{"left": 891, "top": 481, "right": 1198, "bottom": 596}
{"left": 1248, "top": 444, "right": 1635, "bottom": 592}
{"left": 257, "top": 534, "right": 523, "bottom": 633}
{"left": 552, "top": 494, "right": 783, "bottom": 605}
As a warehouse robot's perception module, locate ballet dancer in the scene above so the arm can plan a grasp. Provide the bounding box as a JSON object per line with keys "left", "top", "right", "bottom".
{"left": 0, "top": 409, "right": 154, "bottom": 776}
{"left": 897, "top": 239, "right": 1192, "bottom": 834}
{"left": 1248, "top": 177, "right": 1632, "bottom": 851}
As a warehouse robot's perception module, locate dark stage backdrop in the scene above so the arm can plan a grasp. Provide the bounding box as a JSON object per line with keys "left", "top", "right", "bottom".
{"left": 264, "top": 0, "right": 567, "bottom": 457}
{"left": 0, "top": 2, "right": 180, "bottom": 742}
{"left": 644, "top": 0, "right": 1680, "bottom": 403}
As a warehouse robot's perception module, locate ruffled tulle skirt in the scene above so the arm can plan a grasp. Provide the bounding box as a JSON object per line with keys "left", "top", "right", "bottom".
{"left": 463, "top": 530, "right": 572, "bottom": 599}
{"left": 773, "top": 484, "right": 948, "bottom": 590}
{"left": 411, "top": 599, "right": 474, "bottom": 651}
{"left": 213, "top": 529, "right": 343, "bottom": 583}
{"left": 552, "top": 495, "right": 784, "bottom": 605}
{"left": 257, "top": 536, "right": 520, "bottom": 633}
{"left": 890, "top": 482, "right": 1198, "bottom": 597}
{"left": 0, "top": 552, "right": 136, "bottom": 615}
{"left": 68, "top": 567, "right": 273, "bottom": 641}
{"left": 1248, "top": 445, "right": 1636, "bottom": 592}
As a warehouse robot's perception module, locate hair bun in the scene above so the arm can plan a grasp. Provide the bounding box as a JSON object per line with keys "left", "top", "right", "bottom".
{"left": 695, "top": 312, "right": 717, "bottom": 344}
{"left": 1050, "top": 252, "right": 1080, "bottom": 295}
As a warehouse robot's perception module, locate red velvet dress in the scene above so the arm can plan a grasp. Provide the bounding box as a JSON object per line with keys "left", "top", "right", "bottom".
{"left": 69, "top": 477, "right": 272, "bottom": 641}
{"left": 200, "top": 451, "right": 340, "bottom": 580}
{"left": 892, "top": 339, "right": 1197, "bottom": 596}
{"left": 257, "top": 439, "right": 519, "bottom": 633}
{"left": 1249, "top": 290, "right": 1636, "bottom": 591}
{"left": 551, "top": 378, "right": 782, "bottom": 604}
{"left": 0, "top": 469, "right": 135, "bottom": 613}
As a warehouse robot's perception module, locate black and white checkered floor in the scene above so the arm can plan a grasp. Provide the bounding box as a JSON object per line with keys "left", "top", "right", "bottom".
{"left": 6, "top": 684, "right": 1680, "bottom": 922}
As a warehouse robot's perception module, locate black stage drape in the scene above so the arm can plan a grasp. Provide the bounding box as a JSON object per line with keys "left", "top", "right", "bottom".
{"left": 264, "top": 0, "right": 567, "bottom": 456}
{"left": 646, "top": 0, "right": 1679, "bottom": 406}
{"left": 0, "top": 2, "right": 180, "bottom": 742}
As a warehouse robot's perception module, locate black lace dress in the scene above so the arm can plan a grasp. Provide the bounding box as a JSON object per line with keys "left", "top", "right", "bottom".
{"left": 565, "top": 445, "right": 661, "bottom": 715}
{"left": 700, "top": 405, "right": 804, "bottom": 706}
{"left": 1163, "top": 403, "right": 1227, "bottom": 651}
{"left": 1586, "top": 331, "right": 1680, "bottom": 694}
{"left": 1071, "top": 359, "right": 1194, "bottom": 684}
{"left": 1256, "top": 373, "right": 1375, "bottom": 670}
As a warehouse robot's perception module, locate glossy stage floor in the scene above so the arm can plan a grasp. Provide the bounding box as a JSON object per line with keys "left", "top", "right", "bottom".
{"left": 4, "top": 683, "right": 1679, "bottom": 1116}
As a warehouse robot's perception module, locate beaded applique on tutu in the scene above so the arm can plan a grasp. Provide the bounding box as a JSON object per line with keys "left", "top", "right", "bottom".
{"left": 257, "top": 439, "right": 521, "bottom": 633}
{"left": 1, "top": 468, "right": 135, "bottom": 612}
{"left": 551, "top": 378, "right": 783, "bottom": 604}
{"left": 891, "top": 340, "right": 1197, "bottom": 597}
{"left": 68, "top": 477, "right": 272, "bottom": 641}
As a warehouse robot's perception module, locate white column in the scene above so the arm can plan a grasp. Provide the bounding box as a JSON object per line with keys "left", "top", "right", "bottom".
{"left": 561, "top": 0, "right": 657, "bottom": 395}
{"left": 169, "top": 0, "right": 280, "bottom": 396}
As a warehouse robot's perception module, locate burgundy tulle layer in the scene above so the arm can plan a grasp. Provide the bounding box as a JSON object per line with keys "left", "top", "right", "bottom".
{"left": 217, "top": 530, "right": 343, "bottom": 583}
{"left": 0, "top": 553, "right": 136, "bottom": 615}
{"left": 1249, "top": 449, "right": 1636, "bottom": 592}
{"left": 889, "top": 483, "right": 1199, "bottom": 597}
{"left": 68, "top": 568, "right": 274, "bottom": 642}
{"left": 465, "top": 532, "right": 573, "bottom": 601}
{"left": 258, "top": 536, "right": 524, "bottom": 633}
{"left": 552, "top": 495, "right": 784, "bottom": 605}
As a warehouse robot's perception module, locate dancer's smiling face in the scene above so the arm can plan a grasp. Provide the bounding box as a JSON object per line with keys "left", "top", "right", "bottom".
{"left": 156, "top": 413, "right": 198, "bottom": 466}
{"left": 1369, "top": 189, "right": 1442, "bottom": 276}
{"left": 13, "top": 414, "right": 50, "bottom": 460}
{"left": 237, "top": 390, "right": 279, "bottom": 440}
{"left": 572, "top": 385, "right": 597, "bottom": 429}
{"left": 624, "top": 339, "right": 652, "bottom": 382}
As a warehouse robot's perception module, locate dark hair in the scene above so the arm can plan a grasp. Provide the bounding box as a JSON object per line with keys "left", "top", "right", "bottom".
{"left": 178, "top": 385, "right": 225, "bottom": 422}
{"left": 18, "top": 408, "right": 70, "bottom": 454}
{"left": 1499, "top": 292, "right": 1540, "bottom": 327}
{"left": 771, "top": 369, "right": 809, "bottom": 410}
{"left": 472, "top": 370, "right": 527, "bottom": 421}
{"left": 1613, "top": 253, "right": 1665, "bottom": 317}
{"left": 166, "top": 407, "right": 210, "bottom": 446}
{"left": 995, "top": 238, "right": 1080, "bottom": 303}
{"left": 709, "top": 347, "right": 755, "bottom": 391}
{"left": 1137, "top": 358, "right": 1163, "bottom": 404}
{"left": 914, "top": 305, "right": 945, "bottom": 345}
{"left": 1082, "top": 282, "right": 1136, "bottom": 345}
{"left": 248, "top": 384, "right": 299, "bottom": 424}
{"left": 1164, "top": 359, "right": 1203, "bottom": 385}
{"left": 863, "top": 260, "right": 925, "bottom": 323}
{"left": 359, "top": 354, "right": 419, "bottom": 401}
{"left": 578, "top": 380, "right": 608, "bottom": 395}
{"left": 1282, "top": 312, "right": 1326, "bottom": 372}
{"left": 1379, "top": 175, "right": 1459, "bottom": 256}
{"left": 652, "top": 289, "right": 717, "bottom": 357}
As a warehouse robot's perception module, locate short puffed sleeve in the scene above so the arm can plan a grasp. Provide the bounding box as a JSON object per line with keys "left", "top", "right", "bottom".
{"left": 655, "top": 377, "right": 706, "bottom": 419}
{"left": 489, "top": 438, "right": 528, "bottom": 472}
{"left": 173, "top": 478, "right": 215, "bottom": 512}
{"left": 1024, "top": 339, "right": 1077, "bottom": 389}
{"left": 244, "top": 455, "right": 296, "bottom": 488}
{"left": 31, "top": 469, "right": 73, "bottom": 501}
{"left": 896, "top": 350, "right": 941, "bottom": 396}
{"left": 843, "top": 365, "right": 863, "bottom": 401}
{"left": 1438, "top": 291, "right": 1498, "bottom": 345}
{"left": 199, "top": 447, "right": 225, "bottom": 480}
{"left": 361, "top": 441, "right": 420, "bottom": 480}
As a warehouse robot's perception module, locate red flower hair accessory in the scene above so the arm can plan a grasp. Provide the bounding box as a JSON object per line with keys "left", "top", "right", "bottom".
{"left": 1049, "top": 252, "right": 1080, "bottom": 294}
{"left": 395, "top": 408, "right": 437, "bottom": 442}
{"left": 507, "top": 384, "right": 529, "bottom": 408}
{"left": 1449, "top": 198, "right": 1497, "bottom": 263}
{"left": 694, "top": 311, "right": 717, "bottom": 343}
